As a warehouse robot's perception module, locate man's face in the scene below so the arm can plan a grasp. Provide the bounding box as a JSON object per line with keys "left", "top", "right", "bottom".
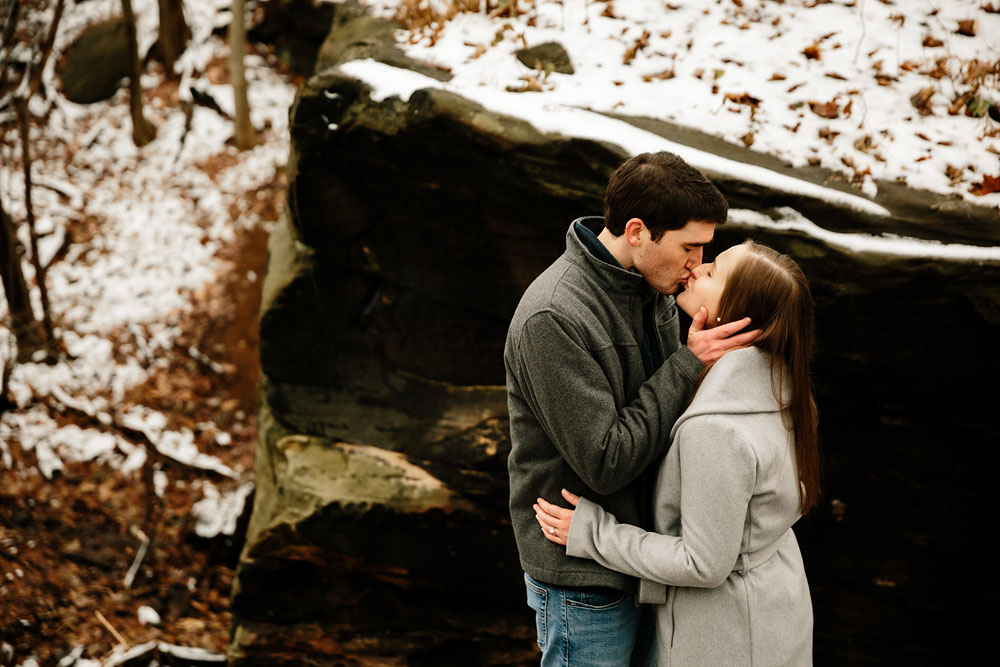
{"left": 632, "top": 219, "right": 716, "bottom": 295}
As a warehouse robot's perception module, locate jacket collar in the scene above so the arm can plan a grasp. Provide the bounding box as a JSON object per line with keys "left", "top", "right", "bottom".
{"left": 670, "top": 346, "right": 788, "bottom": 439}
{"left": 565, "top": 216, "right": 656, "bottom": 298}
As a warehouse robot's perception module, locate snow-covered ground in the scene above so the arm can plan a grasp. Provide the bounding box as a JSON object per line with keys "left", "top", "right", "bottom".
{"left": 1, "top": 0, "right": 294, "bottom": 519}
{"left": 359, "top": 0, "right": 1000, "bottom": 209}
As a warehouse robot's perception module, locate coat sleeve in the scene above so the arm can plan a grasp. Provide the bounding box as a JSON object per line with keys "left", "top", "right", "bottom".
{"left": 511, "top": 309, "right": 702, "bottom": 495}
{"left": 566, "top": 420, "right": 757, "bottom": 587}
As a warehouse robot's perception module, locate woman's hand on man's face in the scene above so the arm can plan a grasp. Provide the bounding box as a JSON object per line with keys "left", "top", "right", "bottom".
{"left": 534, "top": 488, "right": 581, "bottom": 547}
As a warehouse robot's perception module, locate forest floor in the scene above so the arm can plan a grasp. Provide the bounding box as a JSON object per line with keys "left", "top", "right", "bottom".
{"left": 1, "top": 1, "right": 302, "bottom": 664}
{"left": 1, "top": 218, "right": 265, "bottom": 662}
{"left": 1, "top": 171, "right": 279, "bottom": 664}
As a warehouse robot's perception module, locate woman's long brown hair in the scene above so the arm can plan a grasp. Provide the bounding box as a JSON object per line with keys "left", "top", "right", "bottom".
{"left": 713, "top": 240, "right": 820, "bottom": 514}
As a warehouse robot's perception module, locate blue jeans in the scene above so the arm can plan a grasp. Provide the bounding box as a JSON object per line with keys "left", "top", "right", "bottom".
{"left": 525, "top": 573, "right": 656, "bottom": 667}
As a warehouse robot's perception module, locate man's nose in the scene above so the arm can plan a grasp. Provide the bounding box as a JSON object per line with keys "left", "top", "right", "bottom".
{"left": 687, "top": 249, "right": 704, "bottom": 269}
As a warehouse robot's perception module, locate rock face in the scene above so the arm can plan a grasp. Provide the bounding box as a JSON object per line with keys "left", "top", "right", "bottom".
{"left": 60, "top": 18, "right": 129, "bottom": 104}
{"left": 232, "top": 5, "right": 1000, "bottom": 666}
{"left": 248, "top": 0, "right": 338, "bottom": 77}
{"left": 516, "top": 42, "right": 574, "bottom": 75}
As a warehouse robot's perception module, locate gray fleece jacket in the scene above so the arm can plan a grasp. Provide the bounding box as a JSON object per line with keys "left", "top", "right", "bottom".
{"left": 505, "top": 217, "right": 703, "bottom": 591}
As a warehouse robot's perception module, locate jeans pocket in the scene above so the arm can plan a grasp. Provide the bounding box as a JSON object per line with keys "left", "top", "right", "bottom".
{"left": 524, "top": 574, "right": 547, "bottom": 649}
{"left": 564, "top": 587, "right": 628, "bottom": 611}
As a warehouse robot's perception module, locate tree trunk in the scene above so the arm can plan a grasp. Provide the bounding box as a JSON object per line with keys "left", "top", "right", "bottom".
{"left": 229, "top": 0, "right": 256, "bottom": 149}
{"left": 0, "top": 191, "right": 46, "bottom": 363}
{"left": 17, "top": 98, "right": 58, "bottom": 351}
{"left": 156, "top": 0, "right": 188, "bottom": 77}
{"left": 122, "top": 0, "right": 155, "bottom": 146}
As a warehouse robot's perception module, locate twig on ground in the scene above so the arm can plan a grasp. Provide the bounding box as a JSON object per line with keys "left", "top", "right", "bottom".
{"left": 123, "top": 526, "right": 150, "bottom": 590}
{"left": 95, "top": 610, "right": 129, "bottom": 649}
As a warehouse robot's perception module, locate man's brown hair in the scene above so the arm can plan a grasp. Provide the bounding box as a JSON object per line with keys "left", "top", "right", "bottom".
{"left": 604, "top": 152, "right": 728, "bottom": 239}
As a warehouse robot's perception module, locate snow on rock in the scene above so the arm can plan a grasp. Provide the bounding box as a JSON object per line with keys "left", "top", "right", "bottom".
{"left": 191, "top": 480, "right": 255, "bottom": 538}
{"left": 340, "top": 57, "right": 892, "bottom": 216}
{"left": 359, "top": 0, "right": 1000, "bottom": 209}
{"left": 730, "top": 207, "right": 1000, "bottom": 260}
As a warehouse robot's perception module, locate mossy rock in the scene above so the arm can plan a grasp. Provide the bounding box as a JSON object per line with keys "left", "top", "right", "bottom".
{"left": 60, "top": 17, "right": 128, "bottom": 104}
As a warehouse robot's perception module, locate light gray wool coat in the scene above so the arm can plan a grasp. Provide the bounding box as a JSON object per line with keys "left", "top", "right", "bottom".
{"left": 567, "top": 346, "right": 813, "bottom": 667}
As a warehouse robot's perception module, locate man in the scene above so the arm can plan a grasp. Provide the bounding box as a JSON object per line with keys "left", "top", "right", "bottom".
{"left": 504, "top": 151, "right": 757, "bottom": 666}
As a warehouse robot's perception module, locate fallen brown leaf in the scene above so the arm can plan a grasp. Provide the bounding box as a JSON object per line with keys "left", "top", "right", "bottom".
{"left": 945, "top": 164, "right": 965, "bottom": 184}
{"left": 819, "top": 127, "right": 840, "bottom": 143}
{"left": 969, "top": 174, "right": 1000, "bottom": 196}
{"left": 922, "top": 34, "right": 944, "bottom": 47}
{"left": 464, "top": 42, "right": 487, "bottom": 59}
{"left": 725, "top": 92, "right": 762, "bottom": 107}
{"left": 506, "top": 74, "right": 544, "bottom": 93}
{"left": 963, "top": 59, "right": 997, "bottom": 86}
{"left": 642, "top": 69, "right": 676, "bottom": 82}
{"left": 910, "top": 87, "right": 936, "bottom": 116}
{"left": 949, "top": 92, "right": 972, "bottom": 115}
{"left": 623, "top": 30, "right": 651, "bottom": 65}
{"left": 923, "top": 57, "right": 951, "bottom": 80}
{"left": 769, "top": 73, "right": 787, "bottom": 81}
{"left": 854, "top": 135, "right": 874, "bottom": 152}
{"left": 809, "top": 99, "right": 840, "bottom": 119}
{"left": 956, "top": 19, "right": 977, "bottom": 36}
{"left": 850, "top": 165, "right": 872, "bottom": 187}
{"left": 802, "top": 42, "right": 821, "bottom": 60}
{"left": 741, "top": 132, "right": 754, "bottom": 147}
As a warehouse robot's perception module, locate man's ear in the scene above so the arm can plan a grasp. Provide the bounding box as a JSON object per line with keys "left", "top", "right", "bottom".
{"left": 623, "top": 218, "right": 645, "bottom": 247}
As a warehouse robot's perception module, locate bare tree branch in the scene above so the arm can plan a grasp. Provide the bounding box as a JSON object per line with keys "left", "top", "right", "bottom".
{"left": 24, "top": 0, "right": 65, "bottom": 100}
{"left": 230, "top": 0, "right": 257, "bottom": 149}
{"left": 122, "top": 0, "right": 155, "bottom": 146}
{"left": 17, "top": 97, "right": 59, "bottom": 353}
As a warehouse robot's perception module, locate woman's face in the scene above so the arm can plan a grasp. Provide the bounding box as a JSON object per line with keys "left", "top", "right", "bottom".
{"left": 676, "top": 244, "right": 747, "bottom": 327}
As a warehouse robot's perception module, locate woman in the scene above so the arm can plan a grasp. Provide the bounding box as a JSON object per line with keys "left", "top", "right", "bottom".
{"left": 535, "top": 240, "right": 818, "bottom": 667}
